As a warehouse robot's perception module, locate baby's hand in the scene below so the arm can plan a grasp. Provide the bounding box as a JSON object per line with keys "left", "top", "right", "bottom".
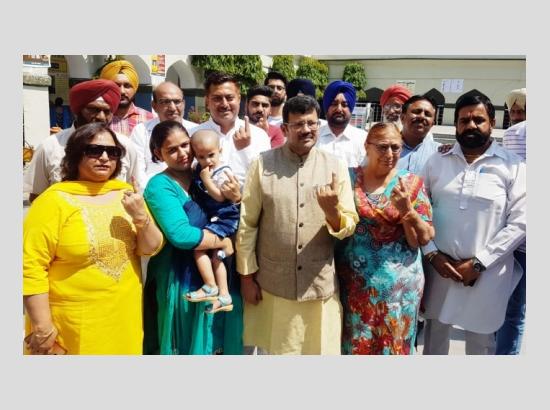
{"left": 200, "top": 166, "right": 212, "bottom": 180}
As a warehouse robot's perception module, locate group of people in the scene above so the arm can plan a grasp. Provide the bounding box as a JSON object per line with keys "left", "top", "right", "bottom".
{"left": 23, "top": 59, "right": 526, "bottom": 355}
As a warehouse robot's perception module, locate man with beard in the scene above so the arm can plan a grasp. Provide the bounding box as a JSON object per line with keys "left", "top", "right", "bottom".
{"left": 99, "top": 59, "right": 154, "bottom": 136}
{"left": 246, "top": 85, "right": 285, "bottom": 148}
{"left": 397, "top": 95, "right": 441, "bottom": 175}
{"left": 190, "top": 72, "right": 271, "bottom": 187}
{"left": 420, "top": 92, "right": 526, "bottom": 355}
{"left": 236, "top": 95, "right": 358, "bottom": 354}
{"left": 24, "top": 79, "right": 141, "bottom": 202}
{"left": 130, "top": 81, "right": 197, "bottom": 189}
{"left": 505, "top": 88, "right": 526, "bottom": 126}
{"left": 316, "top": 80, "right": 367, "bottom": 167}
{"left": 264, "top": 71, "right": 287, "bottom": 126}
{"left": 379, "top": 84, "right": 412, "bottom": 128}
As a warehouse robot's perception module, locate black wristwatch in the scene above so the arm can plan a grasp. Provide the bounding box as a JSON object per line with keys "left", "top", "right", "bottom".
{"left": 472, "top": 257, "right": 486, "bottom": 273}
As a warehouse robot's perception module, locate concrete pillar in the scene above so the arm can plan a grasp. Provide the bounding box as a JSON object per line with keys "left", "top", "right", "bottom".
{"left": 22, "top": 70, "right": 51, "bottom": 148}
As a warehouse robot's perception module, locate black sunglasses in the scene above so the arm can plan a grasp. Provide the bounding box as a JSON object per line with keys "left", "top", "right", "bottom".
{"left": 84, "top": 144, "right": 122, "bottom": 159}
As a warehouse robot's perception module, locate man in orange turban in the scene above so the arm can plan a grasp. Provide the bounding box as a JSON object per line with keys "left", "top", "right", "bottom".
{"left": 99, "top": 59, "right": 153, "bottom": 136}
{"left": 25, "top": 79, "right": 142, "bottom": 202}
{"left": 380, "top": 84, "right": 412, "bottom": 124}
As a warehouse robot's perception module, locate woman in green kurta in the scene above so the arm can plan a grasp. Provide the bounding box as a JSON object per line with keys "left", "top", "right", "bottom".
{"left": 142, "top": 121, "right": 243, "bottom": 354}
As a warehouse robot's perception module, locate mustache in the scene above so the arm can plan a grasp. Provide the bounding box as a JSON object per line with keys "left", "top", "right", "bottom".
{"left": 457, "top": 129, "right": 485, "bottom": 139}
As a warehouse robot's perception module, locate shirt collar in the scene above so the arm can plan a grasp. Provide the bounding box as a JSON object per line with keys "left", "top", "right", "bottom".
{"left": 319, "top": 124, "right": 353, "bottom": 140}
{"left": 402, "top": 131, "right": 435, "bottom": 150}
{"left": 448, "top": 138, "right": 506, "bottom": 160}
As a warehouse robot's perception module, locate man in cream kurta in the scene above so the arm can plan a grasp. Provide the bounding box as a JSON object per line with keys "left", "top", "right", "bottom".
{"left": 236, "top": 96, "right": 358, "bottom": 355}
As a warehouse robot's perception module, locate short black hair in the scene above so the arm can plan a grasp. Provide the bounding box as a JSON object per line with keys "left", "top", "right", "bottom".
{"left": 247, "top": 85, "right": 273, "bottom": 101}
{"left": 204, "top": 71, "right": 240, "bottom": 94}
{"left": 402, "top": 95, "right": 437, "bottom": 113}
{"left": 283, "top": 95, "right": 320, "bottom": 123}
{"left": 61, "top": 122, "right": 125, "bottom": 181}
{"left": 264, "top": 71, "right": 288, "bottom": 87}
{"left": 454, "top": 92, "right": 495, "bottom": 124}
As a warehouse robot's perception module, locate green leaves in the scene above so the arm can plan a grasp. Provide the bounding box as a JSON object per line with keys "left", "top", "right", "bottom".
{"left": 296, "top": 57, "right": 329, "bottom": 100}
{"left": 343, "top": 62, "right": 367, "bottom": 100}
{"left": 271, "top": 55, "right": 296, "bottom": 82}
{"left": 191, "top": 55, "right": 264, "bottom": 94}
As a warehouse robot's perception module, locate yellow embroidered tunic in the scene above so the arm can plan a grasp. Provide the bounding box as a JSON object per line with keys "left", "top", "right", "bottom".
{"left": 23, "top": 180, "right": 155, "bottom": 354}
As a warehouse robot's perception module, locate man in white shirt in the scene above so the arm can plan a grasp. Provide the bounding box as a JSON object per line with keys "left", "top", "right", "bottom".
{"left": 421, "top": 92, "right": 526, "bottom": 355}
{"left": 190, "top": 72, "right": 271, "bottom": 186}
{"left": 24, "top": 79, "right": 141, "bottom": 202}
{"left": 130, "top": 81, "right": 197, "bottom": 189}
{"left": 316, "top": 80, "right": 367, "bottom": 168}
{"left": 505, "top": 88, "right": 526, "bottom": 126}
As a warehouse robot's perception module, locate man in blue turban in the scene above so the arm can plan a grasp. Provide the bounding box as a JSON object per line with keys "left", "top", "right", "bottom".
{"left": 316, "top": 80, "right": 367, "bottom": 167}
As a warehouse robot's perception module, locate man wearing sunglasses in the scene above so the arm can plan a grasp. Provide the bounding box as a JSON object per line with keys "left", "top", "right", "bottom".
{"left": 130, "top": 81, "right": 197, "bottom": 189}
{"left": 24, "top": 79, "right": 141, "bottom": 203}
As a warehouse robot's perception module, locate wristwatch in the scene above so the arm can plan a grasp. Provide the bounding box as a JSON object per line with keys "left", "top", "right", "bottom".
{"left": 472, "top": 257, "right": 486, "bottom": 273}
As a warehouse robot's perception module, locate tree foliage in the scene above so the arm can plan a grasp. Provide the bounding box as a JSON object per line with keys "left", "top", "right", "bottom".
{"left": 191, "top": 55, "right": 264, "bottom": 94}
{"left": 296, "top": 57, "right": 329, "bottom": 99}
{"left": 343, "top": 62, "right": 368, "bottom": 102}
{"left": 342, "top": 62, "right": 367, "bottom": 91}
{"left": 270, "top": 55, "right": 296, "bottom": 82}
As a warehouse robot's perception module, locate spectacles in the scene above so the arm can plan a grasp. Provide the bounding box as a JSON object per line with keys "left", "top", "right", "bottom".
{"left": 157, "top": 98, "right": 184, "bottom": 106}
{"left": 383, "top": 103, "right": 402, "bottom": 111}
{"left": 367, "top": 142, "right": 402, "bottom": 154}
{"left": 268, "top": 85, "right": 285, "bottom": 91}
{"left": 284, "top": 120, "right": 321, "bottom": 131}
{"left": 84, "top": 144, "right": 122, "bottom": 159}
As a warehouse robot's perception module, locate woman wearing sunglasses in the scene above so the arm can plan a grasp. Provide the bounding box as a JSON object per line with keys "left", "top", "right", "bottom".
{"left": 335, "top": 122, "right": 435, "bottom": 355}
{"left": 23, "top": 122, "right": 163, "bottom": 355}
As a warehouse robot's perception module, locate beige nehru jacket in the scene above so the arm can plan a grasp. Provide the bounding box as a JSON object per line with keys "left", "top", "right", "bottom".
{"left": 236, "top": 145, "right": 358, "bottom": 301}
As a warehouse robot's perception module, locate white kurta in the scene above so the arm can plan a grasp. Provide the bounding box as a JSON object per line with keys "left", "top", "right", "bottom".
{"left": 190, "top": 117, "right": 271, "bottom": 186}
{"left": 420, "top": 141, "right": 526, "bottom": 333}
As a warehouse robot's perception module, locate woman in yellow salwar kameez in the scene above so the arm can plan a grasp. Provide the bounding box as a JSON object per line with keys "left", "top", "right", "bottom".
{"left": 23, "top": 123, "right": 163, "bottom": 355}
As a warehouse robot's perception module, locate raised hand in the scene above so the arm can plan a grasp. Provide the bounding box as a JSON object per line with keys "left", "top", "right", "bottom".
{"left": 256, "top": 117, "right": 270, "bottom": 134}
{"left": 316, "top": 172, "right": 340, "bottom": 219}
{"left": 220, "top": 170, "right": 241, "bottom": 203}
{"left": 233, "top": 115, "right": 252, "bottom": 150}
{"left": 121, "top": 176, "right": 148, "bottom": 223}
{"left": 391, "top": 176, "right": 413, "bottom": 216}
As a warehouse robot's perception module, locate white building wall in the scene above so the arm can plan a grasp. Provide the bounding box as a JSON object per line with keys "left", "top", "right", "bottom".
{"left": 324, "top": 58, "right": 526, "bottom": 126}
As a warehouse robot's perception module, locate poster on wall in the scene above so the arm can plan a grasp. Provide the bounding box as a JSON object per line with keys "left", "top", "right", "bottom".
{"left": 396, "top": 80, "right": 416, "bottom": 94}
{"left": 23, "top": 54, "right": 50, "bottom": 67}
{"left": 151, "top": 55, "right": 166, "bottom": 76}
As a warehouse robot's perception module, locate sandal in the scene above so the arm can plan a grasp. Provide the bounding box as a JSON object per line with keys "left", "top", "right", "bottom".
{"left": 205, "top": 294, "right": 233, "bottom": 314}
{"left": 186, "top": 284, "right": 219, "bottom": 302}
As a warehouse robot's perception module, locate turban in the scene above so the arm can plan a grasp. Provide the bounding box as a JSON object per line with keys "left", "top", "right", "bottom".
{"left": 505, "top": 88, "right": 526, "bottom": 110}
{"left": 380, "top": 84, "right": 412, "bottom": 107}
{"left": 287, "top": 78, "right": 316, "bottom": 99}
{"left": 99, "top": 60, "right": 139, "bottom": 90}
{"left": 322, "top": 80, "right": 357, "bottom": 114}
{"left": 69, "top": 79, "right": 121, "bottom": 116}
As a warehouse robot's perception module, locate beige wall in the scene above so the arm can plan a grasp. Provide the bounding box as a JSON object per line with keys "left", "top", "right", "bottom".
{"left": 324, "top": 58, "right": 526, "bottom": 126}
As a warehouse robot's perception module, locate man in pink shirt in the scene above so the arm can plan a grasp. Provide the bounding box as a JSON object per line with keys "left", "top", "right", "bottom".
{"left": 246, "top": 85, "right": 285, "bottom": 148}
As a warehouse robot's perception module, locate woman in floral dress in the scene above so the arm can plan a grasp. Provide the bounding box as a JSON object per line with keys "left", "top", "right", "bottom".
{"left": 336, "top": 123, "right": 434, "bottom": 355}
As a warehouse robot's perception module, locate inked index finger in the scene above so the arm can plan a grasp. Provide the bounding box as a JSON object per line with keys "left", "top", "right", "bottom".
{"left": 330, "top": 172, "right": 338, "bottom": 191}
{"left": 244, "top": 115, "right": 250, "bottom": 133}
{"left": 131, "top": 176, "right": 141, "bottom": 193}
